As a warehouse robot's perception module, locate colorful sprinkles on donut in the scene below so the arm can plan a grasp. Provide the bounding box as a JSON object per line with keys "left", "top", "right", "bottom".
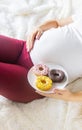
{"left": 32, "top": 64, "right": 49, "bottom": 76}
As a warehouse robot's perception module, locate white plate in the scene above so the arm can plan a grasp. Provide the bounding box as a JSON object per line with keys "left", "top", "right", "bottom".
{"left": 27, "top": 63, "right": 68, "bottom": 93}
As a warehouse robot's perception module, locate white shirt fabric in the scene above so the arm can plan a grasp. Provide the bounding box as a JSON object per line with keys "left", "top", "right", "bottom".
{"left": 30, "top": 14, "right": 82, "bottom": 83}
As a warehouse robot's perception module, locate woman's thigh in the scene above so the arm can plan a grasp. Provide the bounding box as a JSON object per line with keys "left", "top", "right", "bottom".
{"left": 0, "top": 62, "right": 43, "bottom": 103}
{"left": 0, "top": 35, "right": 24, "bottom": 63}
{"left": 0, "top": 35, "right": 33, "bottom": 70}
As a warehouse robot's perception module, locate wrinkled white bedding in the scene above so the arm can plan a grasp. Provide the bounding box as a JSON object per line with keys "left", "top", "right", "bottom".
{"left": 0, "top": 0, "right": 82, "bottom": 130}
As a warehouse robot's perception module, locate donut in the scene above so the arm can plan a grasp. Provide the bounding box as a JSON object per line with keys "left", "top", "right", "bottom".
{"left": 48, "top": 69, "right": 65, "bottom": 82}
{"left": 32, "top": 64, "right": 49, "bottom": 76}
{"left": 36, "top": 76, "right": 52, "bottom": 91}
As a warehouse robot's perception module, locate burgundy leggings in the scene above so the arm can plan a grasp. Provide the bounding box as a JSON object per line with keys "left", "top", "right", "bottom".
{"left": 0, "top": 35, "right": 43, "bottom": 103}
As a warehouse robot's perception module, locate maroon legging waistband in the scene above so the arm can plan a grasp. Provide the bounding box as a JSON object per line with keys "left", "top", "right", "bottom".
{"left": 0, "top": 35, "right": 43, "bottom": 103}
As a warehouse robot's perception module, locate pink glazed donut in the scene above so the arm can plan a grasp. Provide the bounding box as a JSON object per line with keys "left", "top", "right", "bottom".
{"left": 32, "top": 64, "right": 49, "bottom": 76}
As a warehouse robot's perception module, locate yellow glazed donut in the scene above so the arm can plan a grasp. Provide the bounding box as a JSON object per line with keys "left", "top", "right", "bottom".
{"left": 36, "top": 76, "right": 52, "bottom": 91}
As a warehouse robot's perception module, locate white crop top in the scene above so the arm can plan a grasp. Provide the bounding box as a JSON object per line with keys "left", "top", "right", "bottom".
{"left": 30, "top": 14, "right": 82, "bottom": 83}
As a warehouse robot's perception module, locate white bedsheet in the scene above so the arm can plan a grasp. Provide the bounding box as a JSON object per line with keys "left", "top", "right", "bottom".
{"left": 0, "top": 0, "right": 82, "bottom": 130}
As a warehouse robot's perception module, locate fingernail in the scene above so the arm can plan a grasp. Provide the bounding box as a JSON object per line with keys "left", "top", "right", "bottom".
{"left": 36, "top": 36, "right": 39, "bottom": 40}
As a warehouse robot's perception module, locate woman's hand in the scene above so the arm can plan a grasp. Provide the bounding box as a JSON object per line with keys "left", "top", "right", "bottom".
{"left": 36, "top": 88, "right": 74, "bottom": 101}
{"left": 26, "top": 20, "right": 58, "bottom": 52}
{"left": 27, "top": 28, "right": 43, "bottom": 52}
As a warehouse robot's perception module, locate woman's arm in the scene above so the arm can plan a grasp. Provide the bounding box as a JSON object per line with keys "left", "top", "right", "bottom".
{"left": 27, "top": 16, "right": 73, "bottom": 51}
{"left": 36, "top": 89, "right": 82, "bottom": 102}
{"left": 38, "top": 16, "right": 73, "bottom": 30}
{"left": 72, "top": 91, "right": 82, "bottom": 101}
{"left": 57, "top": 16, "right": 73, "bottom": 27}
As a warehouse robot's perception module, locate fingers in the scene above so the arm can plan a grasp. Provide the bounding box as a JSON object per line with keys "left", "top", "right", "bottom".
{"left": 35, "top": 89, "right": 63, "bottom": 97}
{"left": 35, "top": 90, "right": 64, "bottom": 100}
{"left": 27, "top": 31, "right": 37, "bottom": 52}
{"left": 27, "top": 28, "right": 43, "bottom": 52}
{"left": 36, "top": 29, "right": 43, "bottom": 40}
{"left": 53, "top": 88, "right": 67, "bottom": 95}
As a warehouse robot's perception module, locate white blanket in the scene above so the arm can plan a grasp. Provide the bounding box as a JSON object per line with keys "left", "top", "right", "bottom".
{"left": 0, "top": 0, "right": 82, "bottom": 130}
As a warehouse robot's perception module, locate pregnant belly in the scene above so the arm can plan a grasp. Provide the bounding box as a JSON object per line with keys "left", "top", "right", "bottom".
{"left": 30, "top": 28, "right": 65, "bottom": 64}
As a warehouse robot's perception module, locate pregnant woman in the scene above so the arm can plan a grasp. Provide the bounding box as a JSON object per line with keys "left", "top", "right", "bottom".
{"left": 0, "top": 13, "right": 82, "bottom": 103}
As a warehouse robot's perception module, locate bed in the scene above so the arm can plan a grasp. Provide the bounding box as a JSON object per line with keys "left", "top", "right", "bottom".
{"left": 0, "top": 0, "right": 82, "bottom": 130}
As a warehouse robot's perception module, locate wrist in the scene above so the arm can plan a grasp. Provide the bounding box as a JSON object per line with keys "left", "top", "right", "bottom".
{"left": 69, "top": 93, "right": 76, "bottom": 101}
{"left": 39, "top": 20, "right": 59, "bottom": 31}
{"left": 69, "top": 91, "right": 82, "bottom": 101}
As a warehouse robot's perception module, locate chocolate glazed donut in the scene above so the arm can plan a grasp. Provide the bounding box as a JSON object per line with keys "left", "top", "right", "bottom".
{"left": 48, "top": 69, "right": 65, "bottom": 82}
